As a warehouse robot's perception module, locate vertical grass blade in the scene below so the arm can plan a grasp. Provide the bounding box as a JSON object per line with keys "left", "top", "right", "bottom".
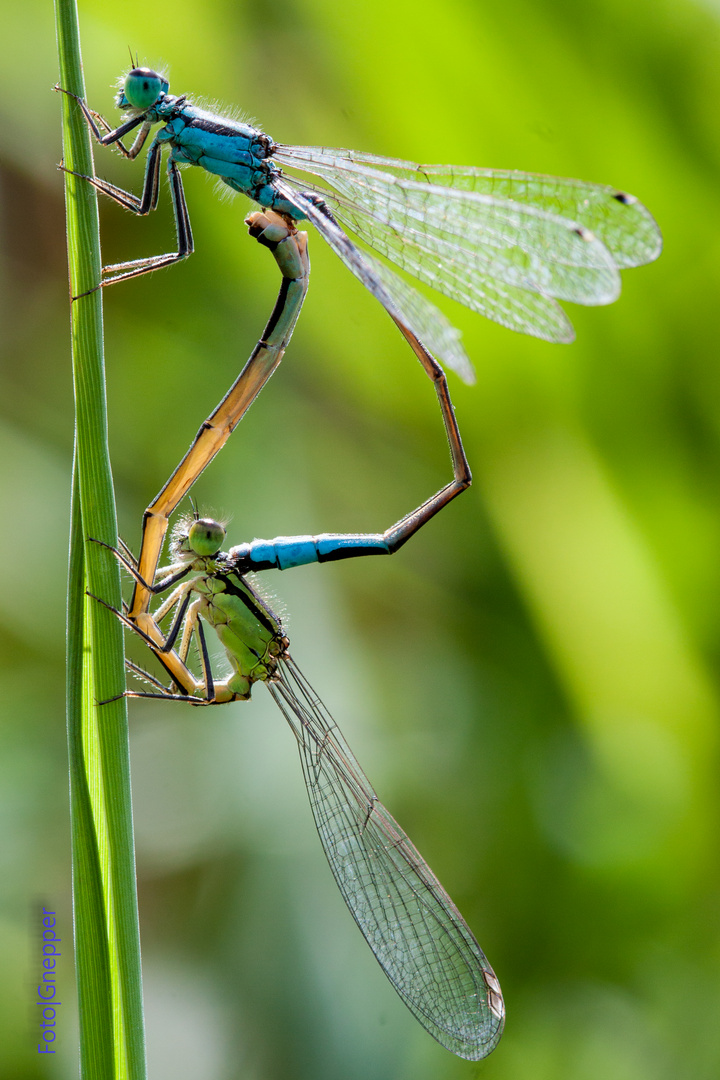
{"left": 55, "top": 3, "right": 147, "bottom": 1077}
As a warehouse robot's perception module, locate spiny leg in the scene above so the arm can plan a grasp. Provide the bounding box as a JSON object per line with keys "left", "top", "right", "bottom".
{"left": 61, "top": 147, "right": 193, "bottom": 293}
{"left": 57, "top": 83, "right": 194, "bottom": 291}
{"left": 125, "top": 659, "right": 174, "bottom": 695}
{"left": 55, "top": 84, "right": 151, "bottom": 157}
{"left": 89, "top": 528, "right": 228, "bottom": 703}
{"left": 152, "top": 581, "right": 197, "bottom": 651}
{"left": 193, "top": 615, "right": 216, "bottom": 702}
{"left": 97, "top": 158, "right": 193, "bottom": 287}
{"left": 90, "top": 584, "right": 212, "bottom": 700}
{"left": 89, "top": 535, "right": 192, "bottom": 595}
{"left": 124, "top": 598, "right": 220, "bottom": 704}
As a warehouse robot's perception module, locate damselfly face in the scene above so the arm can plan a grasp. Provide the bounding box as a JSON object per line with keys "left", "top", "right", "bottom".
{"left": 170, "top": 515, "right": 227, "bottom": 564}
{"left": 116, "top": 67, "right": 169, "bottom": 112}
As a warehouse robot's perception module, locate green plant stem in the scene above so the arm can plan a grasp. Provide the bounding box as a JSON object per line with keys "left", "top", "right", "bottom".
{"left": 56, "top": 2, "right": 147, "bottom": 1077}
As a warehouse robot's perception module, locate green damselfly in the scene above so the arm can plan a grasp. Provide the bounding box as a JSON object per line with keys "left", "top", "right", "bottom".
{"left": 98, "top": 513, "right": 505, "bottom": 1059}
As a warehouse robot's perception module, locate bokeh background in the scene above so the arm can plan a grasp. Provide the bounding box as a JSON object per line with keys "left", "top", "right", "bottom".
{"left": 1, "top": 0, "right": 719, "bottom": 1076}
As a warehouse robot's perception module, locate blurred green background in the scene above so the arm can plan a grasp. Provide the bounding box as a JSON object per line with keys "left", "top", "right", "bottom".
{"left": 1, "top": 0, "right": 719, "bottom": 1076}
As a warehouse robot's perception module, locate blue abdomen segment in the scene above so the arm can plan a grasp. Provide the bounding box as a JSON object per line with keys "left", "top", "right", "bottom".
{"left": 228, "top": 534, "right": 391, "bottom": 572}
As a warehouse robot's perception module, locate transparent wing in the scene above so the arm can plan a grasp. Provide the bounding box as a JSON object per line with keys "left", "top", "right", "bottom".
{"left": 273, "top": 145, "right": 661, "bottom": 338}
{"left": 357, "top": 225, "right": 574, "bottom": 351}
{"left": 364, "top": 251, "right": 479, "bottom": 382}
{"left": 281, "top": 175, "right": 574, "bottom": 359}
{"left": 276, "top": 149, "right": 620, "bottom": 307}
{"left": 276, "top": 148, "right": 661, "bottom": 268}
{"left": 274, "top": 179, "right": 488, "bottom": 382}
{"left": 267, "top": 657, "right": 504, "bottom": 1060}
{"left": 415, "top": 164, "right": 662, "bottom": 269}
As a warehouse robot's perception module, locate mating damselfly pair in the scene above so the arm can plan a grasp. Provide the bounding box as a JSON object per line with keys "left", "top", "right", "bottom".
{"left": 61, "top": 64, "right": 661, "bottom": 1060}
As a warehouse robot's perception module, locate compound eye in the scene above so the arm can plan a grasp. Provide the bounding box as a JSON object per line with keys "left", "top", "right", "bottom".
{"left": 188, "top": 519, "right": 226, "bottom": 557}
{"left": 123, "top": 67, "right": 163, "bottom": 110}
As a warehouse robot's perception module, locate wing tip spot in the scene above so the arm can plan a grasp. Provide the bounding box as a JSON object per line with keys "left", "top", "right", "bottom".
{"left": 488, "top": 990, "right": 505, "bottom": 1021}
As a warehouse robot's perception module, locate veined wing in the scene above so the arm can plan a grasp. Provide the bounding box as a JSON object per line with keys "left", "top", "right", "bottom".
{"left": 276, "top": 146, "right": 620, "bottom": 307}
{"left": 274, "top": 146, "right": 661, "bottom": 336}
{"left": 402, "top": 162, "right": 662, "bottom": 269}
{"left": 277, "top": 148, "right": 661, "bottom": 269}
{"left": 275, "top": 179, "right": 573, "bottom": 381}
{"left": 267, "top": 657, "right": 505, "bottom": 1060}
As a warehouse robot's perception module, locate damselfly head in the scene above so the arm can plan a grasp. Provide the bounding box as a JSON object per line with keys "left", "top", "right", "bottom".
{"left": 116, "top": 66, "right": 169, "bottom": 112}
{"left": 170, "top": 514, "right": 226, "bottom": 560}
{"left": 189, "top": 518, "right": 226, "bottom": 558}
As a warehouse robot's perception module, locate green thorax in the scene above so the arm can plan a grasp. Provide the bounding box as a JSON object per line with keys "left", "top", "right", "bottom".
{"left": 194, "top": 563, "right": 286, "bottom": 698}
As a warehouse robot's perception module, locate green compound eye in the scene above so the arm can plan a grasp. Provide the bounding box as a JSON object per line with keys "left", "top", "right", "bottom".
{"left": 123, "top": 67, "right": 164, "bottom": 110}
{"left": 188, "top": 518, "right": 226, "bottom": 557}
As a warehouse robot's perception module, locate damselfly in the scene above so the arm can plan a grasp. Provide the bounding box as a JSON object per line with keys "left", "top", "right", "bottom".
{"left": 98, "top": 513, "right": 505, "bottom": 1060}
{"left": 59, "top": 65, "right": 662, "bottom": 383}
